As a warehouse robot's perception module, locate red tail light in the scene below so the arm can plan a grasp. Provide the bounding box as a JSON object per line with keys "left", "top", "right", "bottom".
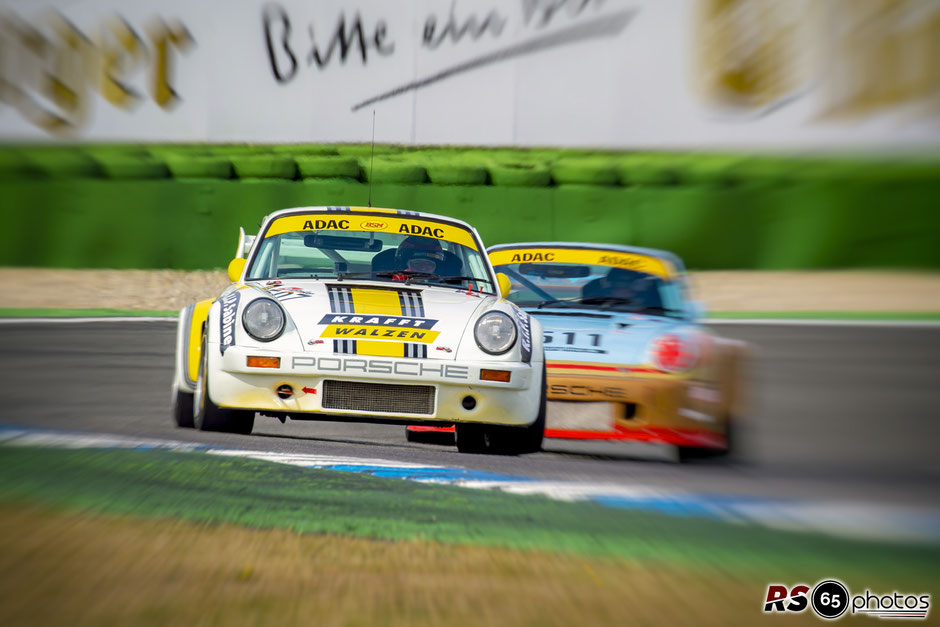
{"left": 651, "top": 334, "right": 697, "bottom": 372}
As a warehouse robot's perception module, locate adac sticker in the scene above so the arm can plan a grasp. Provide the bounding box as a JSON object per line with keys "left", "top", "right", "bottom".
{"left": 489, "top": 248, "right": 675, "bottom": 279}
{"left": 219, "top": 291, "right": 240, "bottom": 355}
{"left": 511, "top": 305, "right": 532, "bottom": 363}
{"left": 264, "top": 214, "right": 479, "bottom": 250}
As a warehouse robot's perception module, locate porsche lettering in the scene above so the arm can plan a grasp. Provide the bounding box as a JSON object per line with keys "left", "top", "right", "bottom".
{"left": 550, "top": 384, "right": 625, "bottom": 399}
{"left": 290, "top": 356, "right": 469, "bottom": 380}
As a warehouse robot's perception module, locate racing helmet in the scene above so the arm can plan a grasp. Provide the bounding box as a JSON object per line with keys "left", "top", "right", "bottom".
{"left": 395, "top": 235, "right": 445, "bottom": 272}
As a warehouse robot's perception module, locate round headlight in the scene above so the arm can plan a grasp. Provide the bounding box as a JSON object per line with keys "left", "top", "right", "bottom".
{"left": 474, "top": 311, "right": 517, "bottom": 355}
{"left": 242, "top": 298, "right": 285, "bottom": 342}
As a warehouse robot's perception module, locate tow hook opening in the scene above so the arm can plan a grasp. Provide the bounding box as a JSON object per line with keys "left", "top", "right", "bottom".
{"left": 276, "top": 384, "right": 294, "bottom": 400}
{"left": 461, "top": 395, "right": 477, "bottom": 411}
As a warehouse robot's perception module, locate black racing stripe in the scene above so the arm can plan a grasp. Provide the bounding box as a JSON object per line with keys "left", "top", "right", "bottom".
{"left": 328, "top": 286, "right": 340, "bottom": 313}
{"left": 399, "top": 291, "right": 411, "bottom": 317}
{"left": 413, "top": 291, "right": 425, "bottom": 317}
{"left": 340, "top": 287, "right": 354, "bottom": 314}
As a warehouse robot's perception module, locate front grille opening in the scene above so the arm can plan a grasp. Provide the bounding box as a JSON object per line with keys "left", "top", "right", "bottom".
{"left": 624, "top": 403, "right": 637, "bottom": 420}
{"left": 322, "top": 380, "right": 435, "bottom": 415}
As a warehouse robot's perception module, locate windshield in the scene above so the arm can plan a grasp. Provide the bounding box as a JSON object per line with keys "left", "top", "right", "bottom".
{"left": 492, "top": 255, "right": 687, "bottom": 318}
{"left": 246, "top": 222, "right": 494, "bottom": 293}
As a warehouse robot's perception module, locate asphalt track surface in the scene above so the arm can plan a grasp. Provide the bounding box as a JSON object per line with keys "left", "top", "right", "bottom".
{"left": 1, "top": 320, "right": 938, "bottom": 509}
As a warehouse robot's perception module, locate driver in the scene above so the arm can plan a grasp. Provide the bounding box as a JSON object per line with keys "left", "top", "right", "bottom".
{"left": 601, "top": 268, "right": 642, "bottom": 300}
{"left": 394, "top": 235, "right": 446, "bottom": 274}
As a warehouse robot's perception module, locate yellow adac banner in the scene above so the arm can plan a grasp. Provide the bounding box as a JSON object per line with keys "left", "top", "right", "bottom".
{"left": 489, "top": 248, "right": 676, "bottom": 279}
{"left": 265, "top": 213, "right": 479, "bottom": 250}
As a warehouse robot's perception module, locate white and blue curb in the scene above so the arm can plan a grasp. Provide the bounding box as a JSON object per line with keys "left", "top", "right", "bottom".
{"left": 1, "top": 424, "right": 938, "bottom": 545}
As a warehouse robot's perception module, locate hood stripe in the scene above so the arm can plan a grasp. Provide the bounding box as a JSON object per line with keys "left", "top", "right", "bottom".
{"left": 325, "top": 285, "right": 427, "bottom": 359}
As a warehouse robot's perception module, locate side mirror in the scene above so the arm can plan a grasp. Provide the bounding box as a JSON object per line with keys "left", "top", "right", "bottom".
{"left": 496, "top": 272, "right": 512, "bottom": 299}
{"left": 227, "top": 258, "right": 246, "bottom": 283}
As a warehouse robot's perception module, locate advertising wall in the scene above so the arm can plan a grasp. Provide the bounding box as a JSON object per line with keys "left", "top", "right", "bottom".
{"left": 0, "top": 0, "right": 937, "bottom": 149}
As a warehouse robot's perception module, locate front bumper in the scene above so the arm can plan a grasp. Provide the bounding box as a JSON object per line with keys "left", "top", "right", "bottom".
{"left": 205, "top": 343, "right": 543, "bottom": 427}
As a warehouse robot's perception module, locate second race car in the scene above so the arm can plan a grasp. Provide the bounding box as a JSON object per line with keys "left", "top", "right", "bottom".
{"left": 407, "top": 242, "right": 746, "bottom": 459}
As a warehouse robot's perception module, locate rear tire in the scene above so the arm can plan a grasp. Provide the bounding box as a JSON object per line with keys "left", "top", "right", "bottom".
{"left": 194, "top": 333, "right": 255, "bottom": 435}
{"left": 171, "top": 383, "right": 195, "bottom": 428}
{"left": 456, "top": 363, "right": 546, "bottom": 455}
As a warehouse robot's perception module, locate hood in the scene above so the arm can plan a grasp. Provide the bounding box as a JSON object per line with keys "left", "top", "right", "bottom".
{"left": 247, "top": 280, "right": 488, "bottom": 359}
{"left": 528, "top": 307, "right": 696, "bottom": 365}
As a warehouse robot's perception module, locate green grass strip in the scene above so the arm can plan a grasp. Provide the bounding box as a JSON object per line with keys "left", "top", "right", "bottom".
{"left": 0, "top": 308, "right": 176, "bottom": 318}
{"left": 0, "top": 446, "right": 936, "bottom": 588}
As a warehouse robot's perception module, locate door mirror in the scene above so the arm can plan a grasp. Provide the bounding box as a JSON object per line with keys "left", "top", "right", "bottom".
{"left": 496, "top": 272, "right": 512, "bottom": 298}
{"left": 227, "top": 258, "right": 246, "bottom": 283}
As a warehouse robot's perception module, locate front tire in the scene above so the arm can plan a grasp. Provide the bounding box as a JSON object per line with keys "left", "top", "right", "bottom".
{"left": 171, "top": 383, "right": 195, "bottom": 428}
{"left": 194, "top": 333, "right": 255, "bottom": 435}
{"left": 456, "top": 363, "right": 546, "bottom": 455}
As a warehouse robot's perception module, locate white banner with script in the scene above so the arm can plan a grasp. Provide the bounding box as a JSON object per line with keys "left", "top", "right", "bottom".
{"left": 0, "top": 0, "right": 937, "bottom": 149}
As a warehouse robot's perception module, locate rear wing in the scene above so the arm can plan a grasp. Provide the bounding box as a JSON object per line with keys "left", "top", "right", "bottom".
{"left": 235, "top": 227, "right": 256, "bottom": 259}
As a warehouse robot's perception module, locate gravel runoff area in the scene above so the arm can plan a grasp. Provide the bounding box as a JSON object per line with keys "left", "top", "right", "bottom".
{"left": 1, "top": 268, "right": 940, "bottom": 312}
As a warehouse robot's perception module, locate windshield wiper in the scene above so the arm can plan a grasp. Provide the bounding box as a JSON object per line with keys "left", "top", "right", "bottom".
{"left": 579, "top": 296, "right": 636, "bottom": 307}
{"left": 583, "top": 298, "right": 685, "bottom": 316}
{"left": 436, "top": 275, "right": 493, "bottom": 287}
{"left": 634, "top": 305, "right": 686, "bottom": 317}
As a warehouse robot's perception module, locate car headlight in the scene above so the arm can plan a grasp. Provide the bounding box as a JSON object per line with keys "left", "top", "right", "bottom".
{"left": 474, "top": 311, "right": 517, "bottom": 355}
{"left": 242, "top": 298, "right": 285, "bottom": 342}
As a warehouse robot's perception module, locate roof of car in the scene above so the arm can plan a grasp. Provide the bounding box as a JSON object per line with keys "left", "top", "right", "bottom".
{"left": 486, "top": 241, "right": 687, "bottom": 273}
{"left": 261, "top": 206, "right": 477, "bottom": 231}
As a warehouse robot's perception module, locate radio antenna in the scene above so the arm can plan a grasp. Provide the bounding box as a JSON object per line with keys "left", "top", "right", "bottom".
{"left": 367, "top": 109, "right": 375, "bottom": 207}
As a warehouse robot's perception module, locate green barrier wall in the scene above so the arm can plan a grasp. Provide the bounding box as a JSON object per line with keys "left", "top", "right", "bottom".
{"left": 1, "top": 146, "right": 938, "bottom": 270}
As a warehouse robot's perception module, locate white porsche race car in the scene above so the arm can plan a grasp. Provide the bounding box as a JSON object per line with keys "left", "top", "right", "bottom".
{"left": 171, "top": 206, "right": 546, "bottom": 455}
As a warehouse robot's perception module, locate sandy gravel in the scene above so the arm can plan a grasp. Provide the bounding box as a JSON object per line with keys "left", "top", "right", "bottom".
{"left": 1, "top": 268, "right": 939, "bottom": 312}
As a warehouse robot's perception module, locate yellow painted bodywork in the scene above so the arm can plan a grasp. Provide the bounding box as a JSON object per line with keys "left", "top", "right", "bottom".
{"left": 496, "top": 273, "right": 512, "bottom": 298}
{"left": 545, "top": 338, "right": 746, "bottom": 436}
{"left": 319, "top": 326, "right": 440, "bottom": 343}
{"left": 187, "top": 298, "right": 214, "bottom": 383}
{"left": 263, "top": 213, "right": 479, "bottom": 250}
{"left": 227, "top": 258, "right": 246, "bottom": 282}
{"left": 488, "top": 248, "right": 676, "bottom": 279}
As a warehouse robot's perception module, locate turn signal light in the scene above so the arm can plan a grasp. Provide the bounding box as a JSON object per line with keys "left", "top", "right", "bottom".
{"left": 480, "top": 369, "right": 511, "bottom": 383}
{"left": 247, "top": 356, "right": 280, "bottom": 368}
